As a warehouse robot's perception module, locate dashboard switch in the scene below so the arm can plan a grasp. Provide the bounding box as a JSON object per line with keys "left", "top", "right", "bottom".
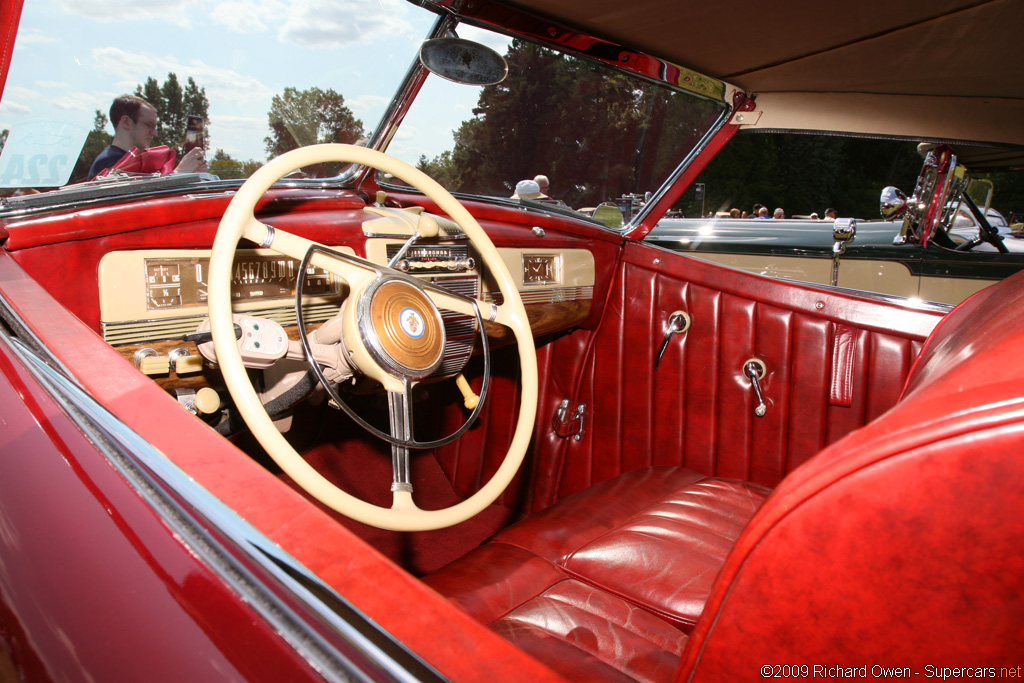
{"left": 134, "top": 348, "right": 170, "bottom": 376}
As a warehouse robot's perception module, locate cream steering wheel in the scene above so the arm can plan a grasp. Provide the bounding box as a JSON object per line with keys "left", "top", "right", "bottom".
{"left": 209, "top": 144, "right": 538, "bottom": 531}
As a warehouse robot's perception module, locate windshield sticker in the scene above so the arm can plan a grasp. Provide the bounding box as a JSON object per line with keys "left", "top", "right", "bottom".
{"left": 0, "top": 120, "right": 89, "bottom": 188}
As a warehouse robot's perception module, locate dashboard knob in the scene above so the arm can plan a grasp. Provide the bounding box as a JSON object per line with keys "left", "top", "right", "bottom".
{"left": 194, "top": 387, "right": 221, "bottom": 415}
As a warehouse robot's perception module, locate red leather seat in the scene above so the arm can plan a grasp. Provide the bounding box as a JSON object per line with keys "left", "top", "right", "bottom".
{"left": 424, "top": 468, "right": 769, "bottom": 680}
{"left": 427, "top": 271, "right": 1024, "bottom": 681}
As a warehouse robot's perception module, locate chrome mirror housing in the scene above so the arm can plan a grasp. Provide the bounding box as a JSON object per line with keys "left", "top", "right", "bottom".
{"left": 880, "top": 186, "right": 908, "bottom": 220}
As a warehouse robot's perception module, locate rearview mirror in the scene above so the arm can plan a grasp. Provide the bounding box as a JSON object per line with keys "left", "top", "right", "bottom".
{"left": 419, "top": 38, "right": 508, "bottom": 86}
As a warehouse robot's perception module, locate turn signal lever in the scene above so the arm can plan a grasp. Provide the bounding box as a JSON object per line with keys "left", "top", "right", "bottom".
{"left": 454, "top": 374, "right": 480, "bottom": 409}
{"left": 182, "top": 323, "right": 242, "bottom": 344}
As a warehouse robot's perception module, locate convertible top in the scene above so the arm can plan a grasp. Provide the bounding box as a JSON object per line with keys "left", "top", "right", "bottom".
{"left": 508, "top": 0, "right": 1024, "bottom": 158}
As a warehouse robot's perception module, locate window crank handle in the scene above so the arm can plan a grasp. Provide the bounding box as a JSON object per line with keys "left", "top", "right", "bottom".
{"left": 744, "top": 360, "right": 768, "bottom": 417}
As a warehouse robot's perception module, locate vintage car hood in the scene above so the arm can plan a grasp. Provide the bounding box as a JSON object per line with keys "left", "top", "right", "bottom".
{"left": 507, "top": 0, "right": 1024, "bottom": 157}
{"left": 648, "top": 217, "right": 1024, "bottom": 255}
{"left": 649, "top": 218, "right": 910, "bottom": 251}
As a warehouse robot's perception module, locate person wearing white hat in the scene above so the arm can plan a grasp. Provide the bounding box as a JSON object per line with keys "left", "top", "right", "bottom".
{"left": 511, "top": 179, "right": 544, "bottom": 199}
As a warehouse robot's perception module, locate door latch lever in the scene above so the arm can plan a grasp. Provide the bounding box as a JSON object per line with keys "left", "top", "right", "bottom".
{"left": 655, "top": 310, "right": 691, "bottom": 369}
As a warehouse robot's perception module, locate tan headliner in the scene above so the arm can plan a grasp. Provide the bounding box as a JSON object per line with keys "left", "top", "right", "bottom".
{"left": 504, "top": 0, "right": 1024, "bottom": 147}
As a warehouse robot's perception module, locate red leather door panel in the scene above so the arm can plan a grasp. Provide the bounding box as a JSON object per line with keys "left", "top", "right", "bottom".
{"left": 538, "top": 241, "right": 945, "bottom": 502}
{"left": 434, "top": 240, "right": 946, "bottom": 513}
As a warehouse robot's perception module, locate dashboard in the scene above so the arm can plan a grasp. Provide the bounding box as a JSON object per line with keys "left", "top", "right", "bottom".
{"left": 99, "top": 248, "right": 352, "bottom": 346}
{"left": 97, "top": 237, "right": 595, "bottom": 404}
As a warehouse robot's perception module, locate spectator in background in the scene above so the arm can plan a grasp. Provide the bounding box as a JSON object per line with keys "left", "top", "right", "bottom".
{"left": 730, "top": 207, "right": 741, "bottom": 218}
{"left": 533, "top": 174, "right": 551, "bottom": 197}
{"left": 88, "top": 94, "right": 207, "bottom": 179}
{"left": 824, "top": 208, "right": 838, "bottom": 220}
{"left": 773, "top": 207, "right": 785, "bottom": 219}
{"left": 755, "top": 206, "right": 771, "bottom": 219}
{"left": 511, "top": 179, "right": 543, "bottom": 199}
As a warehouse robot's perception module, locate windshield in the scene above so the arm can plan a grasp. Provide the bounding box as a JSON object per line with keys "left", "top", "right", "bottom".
{"left": 389, "top": 25, "right": 726, "bottom": 216}
{"left": 0, "top": 0, "right": 727, "bottom": 223}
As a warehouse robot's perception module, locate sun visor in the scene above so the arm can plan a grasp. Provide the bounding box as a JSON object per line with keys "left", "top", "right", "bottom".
{"left": 735, "top": 92, "right": 1024, "bottom": 152}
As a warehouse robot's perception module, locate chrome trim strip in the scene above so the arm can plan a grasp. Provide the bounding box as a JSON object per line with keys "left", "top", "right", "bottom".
{"left": 102, "top": 302, "right": 342, "bottom": 345}
{"left": 2, "top": 333, "right": 444, "bottom": 683}
{"left": 483, "top": 286, "right": 593, "bottom": 307}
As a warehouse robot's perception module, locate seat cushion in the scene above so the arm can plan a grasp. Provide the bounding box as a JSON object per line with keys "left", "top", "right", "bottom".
{"left": 424, "top": 467, "right": 770, "bottom": 681}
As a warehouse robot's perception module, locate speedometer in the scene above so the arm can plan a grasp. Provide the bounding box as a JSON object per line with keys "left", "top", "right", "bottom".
{"left": 145, "top": 255, "right": 339, "bottom": 310}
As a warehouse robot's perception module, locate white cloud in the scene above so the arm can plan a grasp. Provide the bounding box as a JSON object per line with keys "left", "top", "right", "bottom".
{"left": 0, "top": 100, "right": 32, "bottom": 117}
{"left": 14, "top": 28, "right": 59, "bottom": 45}
{"left": 51, "top": 91, "right": 103, "bottom": 112}
{"left": 209, "top": 0, "right": 285, "bottom": 33}
{"left": 54, "top": 0, "right": 204, "bottom": 28}
{"left": 0, "top": 87, "right": 38, "bottom": 117}
{"left": 278, "top": 0, "right": 411, "bottom": 49}
{"left": 347, "top": 93, "right": 389, "bottom": 115}
{"left": 203, "top": 0, "right": 411, "bottom": 44}
{"left": 90, "top": 47, "right": 275, "bottom": 106}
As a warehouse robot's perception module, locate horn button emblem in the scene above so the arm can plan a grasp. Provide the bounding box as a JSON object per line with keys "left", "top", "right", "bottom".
{"left": 358, "top": 278, "right": 445, "bottom": 380}
{"left": 400, "top": 307, "right": 425, "bottom": 339}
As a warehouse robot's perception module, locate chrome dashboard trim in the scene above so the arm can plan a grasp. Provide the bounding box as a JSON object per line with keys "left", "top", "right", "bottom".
{"left": 102, "top": 302, "right": 342, "bottom": 345}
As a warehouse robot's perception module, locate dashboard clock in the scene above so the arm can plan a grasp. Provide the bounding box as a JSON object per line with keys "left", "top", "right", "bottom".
{"left": 522, "top": 254, "right": 560, "bottom": 285}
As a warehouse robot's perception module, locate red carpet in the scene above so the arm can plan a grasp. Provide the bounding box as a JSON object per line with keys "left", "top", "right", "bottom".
{"left": 281, "top": 414, "right": 521, "bottom": 576}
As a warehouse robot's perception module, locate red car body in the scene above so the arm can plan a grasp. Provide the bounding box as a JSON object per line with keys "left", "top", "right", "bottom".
{"left": 0, "top": 0, "right": 1022, "bottom": 680}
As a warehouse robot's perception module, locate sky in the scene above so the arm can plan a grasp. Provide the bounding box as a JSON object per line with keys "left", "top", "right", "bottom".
{"left": 0, "top": 0, "right": 501, "bottom": 165}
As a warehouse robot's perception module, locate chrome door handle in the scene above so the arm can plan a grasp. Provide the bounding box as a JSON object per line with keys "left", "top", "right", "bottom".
{"left": 654, "top": 310, "right": 691, "bottom": 369}
{"left": 744, "top": 358, "right": 768, "bottom": 417}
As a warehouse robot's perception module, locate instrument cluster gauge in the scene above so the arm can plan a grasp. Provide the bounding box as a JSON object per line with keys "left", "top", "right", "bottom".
{"left": 144, "top": 255, "right": 340, "bottom": 311}
{"left": 147, "top": 261, "right": 182, "bottom": 308}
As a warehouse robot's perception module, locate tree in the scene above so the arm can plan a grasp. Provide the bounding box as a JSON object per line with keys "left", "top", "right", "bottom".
{"left": 682, "top": 133, "right": 923, "bottom": 219}
{"left": 264, "top": 87, "right": 364, "bottom": 177}
{"left": 416, "top": 152, "right": 458, "bottom": 189}
{"left": 134, "top": 73, "right": 210, "bottom": 153}
{"left": 422, "top": 39, "right": 720, "bottom": 208}
{"left": 207, "top": 148, "right": 262, "bottom": 180}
